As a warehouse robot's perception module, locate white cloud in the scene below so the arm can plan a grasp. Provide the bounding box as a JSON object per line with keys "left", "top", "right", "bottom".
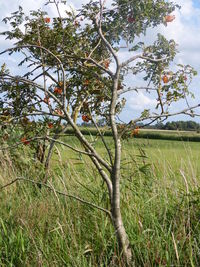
{"left": 157, "top": 1, "right": 200, "bottom": 68}
{"left": 127, "top": 92, "right": 157, "bottom": 111}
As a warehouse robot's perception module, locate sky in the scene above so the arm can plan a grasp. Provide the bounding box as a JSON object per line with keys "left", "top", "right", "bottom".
{"left": 0, "top": 0, "right": 200, "bottom": 123}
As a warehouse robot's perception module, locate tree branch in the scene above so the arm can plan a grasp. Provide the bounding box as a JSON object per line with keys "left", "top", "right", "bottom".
{"left": 1, "top": 74, "right": 63, "bottom": 108}
{"left": 95, "top": 5, "right": 119, "bottom": 67}
{"left": 120, "top": 54, "right": 170, "bottom": 68}
{"left": 88, "top": 108, "right": 113, "bottom": 166}
{"left": 117, "top": 86, "right": 157, "bottom": 95}
{"left": 140, "top": 55, "right": 170, "bottom": 63}
{"left": 0, "top": 177, "right": 111, "bottom": 217}
{"left": 46, "top": 137, "right": 95, "bottom": 156}
{"left": 128, "top": 104, "right": 200, "bottom": 131}
{"left": 4, "top": 59, "right": 112, "bottom": 174}
{"left": 0, "top": 136, "right": 46, "bottom": 151}
{"left": 120, "top": 54, "right": 142, "bottom": 68}
{"left": 82, "top": 56, "right": 114, "bottom": 77}
{"left": 0, "top": 45, "right": 67, "bottom": 110}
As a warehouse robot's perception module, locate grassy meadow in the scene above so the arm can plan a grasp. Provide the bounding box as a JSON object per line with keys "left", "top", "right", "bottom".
{"left": 1, "top": 132, "right": 200, "bottom": 266}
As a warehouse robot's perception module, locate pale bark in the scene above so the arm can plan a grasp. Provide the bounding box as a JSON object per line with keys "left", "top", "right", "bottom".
{"left": 43, "top": 124, "right": 66, "bottom": 183}
{"left": 43, "top": 137, "right": 55, "bottom": 183}
{"left": 109, "top": 70, "right": 132, "bottom": 264}
{"left": 111, "top": 207, "right": 132, "bottom": 265}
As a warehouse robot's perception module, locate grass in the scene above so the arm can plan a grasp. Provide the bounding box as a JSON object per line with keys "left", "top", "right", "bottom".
{"left": 0, "top": 136, "right": 200, "bottom": 266}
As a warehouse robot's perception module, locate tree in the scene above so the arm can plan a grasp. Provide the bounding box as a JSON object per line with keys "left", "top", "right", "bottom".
{"left": 163, "top": 121, "right": 200, "bottom": 131}
{"left": 0, "top": 0, "right": 199, "bottom": 265}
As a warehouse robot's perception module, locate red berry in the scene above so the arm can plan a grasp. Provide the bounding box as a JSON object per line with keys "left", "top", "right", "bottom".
{"left": 162, "top": 75, "right": 169, "bottom": 84}
{"left": 82, "top": 115, "right": 90, "bottom": 122}
{"left": 165, "top": 15, "right": 175, "bottom": 23}
{"left": 127, "top": 16, "right": 136, "bottom": 23}
{"left": 44, "top": 17, "right": 51, "bottom": 23}
{"left": 44, "top": 96, "right": 50, "bottom": 104}
{"left": 21, "top": 137, "right": 30, "bottom": 145}
{"left": 47, "top": 122, "right": 53, "bottom": 129}
{"left": 54, "top": 87, "right": 62, "bottom": 94}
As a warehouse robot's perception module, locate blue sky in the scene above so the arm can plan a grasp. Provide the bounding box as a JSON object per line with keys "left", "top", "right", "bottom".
{"left": 193, "top": 0, "right": 200, "bottom": 7}
{"left": 1, "top": 0, "right": 200, "bottom": 123}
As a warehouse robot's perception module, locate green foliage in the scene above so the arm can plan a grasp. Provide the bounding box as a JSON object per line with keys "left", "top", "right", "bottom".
{"left": 83, "top": 0, "right": 179, "bottom": 43}
{"left": 0, "top": 3, "right": 114, "bottom": 130}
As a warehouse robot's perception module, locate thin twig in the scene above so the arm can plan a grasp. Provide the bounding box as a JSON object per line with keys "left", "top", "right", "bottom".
{"left": 46, "top": 137, "right": 95, "bottom": 156}
{"left": 0, "top": 136, "right": 46, "bottom": 151}
{"left": 121, "top": 103, "right": 200, "bottom": 135}
{"left": 95, "top": 5, "right": 119, "bottom": 67}
{"left": 117, "top": 86, "right": 157, "bottom": 95}
{"left": 88, "top": 108, "right": 113, "bottom": 166}
{"left": 140, "top": 55, "right": 170, "bottom": 63}
{"left": 0, "top": 177, "right": 111, "bottom": 217}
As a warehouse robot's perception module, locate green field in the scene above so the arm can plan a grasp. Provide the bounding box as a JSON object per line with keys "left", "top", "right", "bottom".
{"left": 1, "top": 136, "right": 200, "bottom": 266}
{"left": 64, "top": 127, "right": 200, "bottom": 142}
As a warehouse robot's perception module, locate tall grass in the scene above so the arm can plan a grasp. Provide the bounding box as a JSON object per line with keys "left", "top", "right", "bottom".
{"left": 0, "top": 138, "right": 200, "bottom": 266}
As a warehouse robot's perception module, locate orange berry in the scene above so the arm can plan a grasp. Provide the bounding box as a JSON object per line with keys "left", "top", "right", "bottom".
{"left": 104, "top": 60, "right": 110, "bottom": 69}
{"left": 162, "top": 75, "right": 169, "bottom": 84}
{"left": 47, "top": 122, "right": 53, "bottom": 129}
{"left": 21, "top": 137, "right": 30, "bottom": 145}
{"left": 82, "top": 115, "right": 90, "bottom": 122}
{"left": 83, "top": 80, "right": 90, "bottom": 86}
{"left": 54, "top": 87, "right": 62, "bottom": 94}
{"left": 131, "top": 127, "right": 139, "bottom": 137}
{"left": 165, "top": 15, "right": 175, "bottom": 23}
{"left": 44, "top": 17, "right": 51, "bottom": 23}
{"left": 55, "top": 109, "right": 63, "bottom": 116}
{"left": 44, "top": 96, "right": 50, "bottom": 104}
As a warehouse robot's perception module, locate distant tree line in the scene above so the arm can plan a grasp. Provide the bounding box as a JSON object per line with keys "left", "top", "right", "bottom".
{"left": 80, "top": 120, "right": 200, "bottom": 132}
{"left": 143, "top": 120, "right": 200, "bottom": 131}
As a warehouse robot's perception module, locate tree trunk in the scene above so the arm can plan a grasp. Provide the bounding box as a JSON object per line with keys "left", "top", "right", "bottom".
{"left": 111, "top": 187, "right": 132, "bottom": 266}
{"left": 43, "top": 121, "right": 67, "bottom": 183}
{"left": 35, "top": 139, "right": 46, "bottom": 164}
{"left": 43, "top": 138, "right": 55, "bottom": 183}
{"left": 108, "top": 72, "right": 132, "bottom": 265}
